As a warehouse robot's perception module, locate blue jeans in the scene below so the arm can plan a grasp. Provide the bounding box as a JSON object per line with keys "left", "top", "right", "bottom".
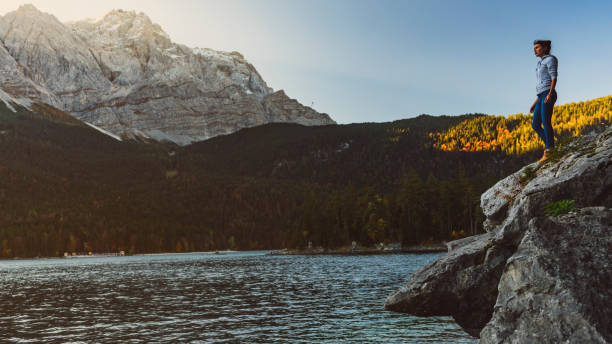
{"left": 532, "top": 90, "right": 557, "bottom": 149}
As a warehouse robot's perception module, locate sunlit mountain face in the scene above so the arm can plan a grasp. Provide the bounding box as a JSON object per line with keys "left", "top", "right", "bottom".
{"left": 0, "top": 4, "right": 334, "bottom": 146}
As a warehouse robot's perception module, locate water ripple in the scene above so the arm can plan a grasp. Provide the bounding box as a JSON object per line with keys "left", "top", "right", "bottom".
{"left": 0, "top": 253, "right": 475, "bottom": 343}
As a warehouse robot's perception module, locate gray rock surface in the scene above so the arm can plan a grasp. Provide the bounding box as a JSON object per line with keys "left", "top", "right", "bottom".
{"left": 0, "top": 5, "right": 335, "bottom": 145}
{"left": 385, "top": 231, "right": 510, "bottom": 337}
{"left": 481, "top": 208, "right": 611, "bottom": 343}
{"left": 385, "top": 124, "right": 612, "bottom": 342}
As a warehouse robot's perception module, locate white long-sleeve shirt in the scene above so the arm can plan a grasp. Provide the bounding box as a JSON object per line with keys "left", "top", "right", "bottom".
{"left": 536, "top": 55, "right": 558, "bottom": 95}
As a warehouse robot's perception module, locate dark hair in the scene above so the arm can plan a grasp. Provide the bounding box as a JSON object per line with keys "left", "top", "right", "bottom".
{"left": 533, "top": 40, "right": 552, "bottom": 54}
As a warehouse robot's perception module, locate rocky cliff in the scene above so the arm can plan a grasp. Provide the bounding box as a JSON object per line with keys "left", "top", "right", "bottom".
{"left": 385, "top": 124, "right": 612, "bottom": 343}
{"left": 0, "top": 5, "right": 334, "bottom": 145}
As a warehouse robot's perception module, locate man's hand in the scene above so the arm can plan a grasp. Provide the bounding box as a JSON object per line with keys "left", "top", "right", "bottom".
{"left": 530, "top": 103, "right": 536, "bottom": 113}
{"left": 545, "top": 93, "right": 552, "bottom": 104}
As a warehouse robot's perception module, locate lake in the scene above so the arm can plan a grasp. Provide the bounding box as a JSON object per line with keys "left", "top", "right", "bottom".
{"left": 0, "top": 252, "right": 475, "bottom": 343}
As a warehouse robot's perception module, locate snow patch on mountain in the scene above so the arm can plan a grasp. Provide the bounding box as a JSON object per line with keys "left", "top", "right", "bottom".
{"left": 0, "top": 88, "right": 32, "bottom": 112}
{"left": 84, "top": 122, "right": 122, "bottom": 141}
{"left": 0, "top": 90, "right": 17, "bottom": 112}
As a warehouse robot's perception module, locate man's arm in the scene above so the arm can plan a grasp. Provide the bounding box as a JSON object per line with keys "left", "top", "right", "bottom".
{"left": 544, "top": 57, "right": 558, "bottom": 104}
{"left": 545, "top": 78, "right": 557, "bottom": 103}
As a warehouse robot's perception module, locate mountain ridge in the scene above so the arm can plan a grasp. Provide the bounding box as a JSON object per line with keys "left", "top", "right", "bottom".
{"left": 0, "top": 4, "right": 334, "bottom": 145}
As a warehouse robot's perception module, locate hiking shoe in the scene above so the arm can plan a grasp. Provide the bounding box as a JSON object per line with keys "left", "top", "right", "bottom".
{"left": 538, "top": 149, "right": 550, "bottom": 163}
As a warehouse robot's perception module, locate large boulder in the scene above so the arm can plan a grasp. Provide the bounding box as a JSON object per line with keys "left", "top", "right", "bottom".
{"left": 385, "top": 231, "right": 510, "bottom": 337}
{"left": 481, "top": 208, "right": 611, "bottom": 343}
{"left": 385, "top": 124, "right": 612, "bottom": 341}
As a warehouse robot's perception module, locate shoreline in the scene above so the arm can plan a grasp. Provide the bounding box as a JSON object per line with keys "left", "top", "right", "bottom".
{"left": 268, "top": 245, "right": 447, "bottom": 256}
{"left": 138, "top": 250, "right": 239, "bottom": 256}
{"left": 0, "top": 250, "right": 244, "bottom": 261}
{"left": 0, "top": 247, "right": 447, "bottom": 261}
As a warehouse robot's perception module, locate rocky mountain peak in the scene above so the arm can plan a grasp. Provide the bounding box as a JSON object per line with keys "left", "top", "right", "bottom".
{"left": 0, "top": 5, "right": 335, "bottom": 145}
{"left": 0, "top": 4, "right": 103, "bottom": 108}
{"left": 3, "top": 4, "right": 66, "bottom": 36}
{"left": 4, "top": 4, "right": 65, "bottom": 32}
{"left": 74, "top": 9, "right": 170, "bottom": 43}
{"left": 103, "top": 8, "right": 150, "bottom": 21}
{"left": 15, "top": 3, "right": 46, "bottom": 15}
{"left": 68, "top": 10, "right": 171, "bottom": 60}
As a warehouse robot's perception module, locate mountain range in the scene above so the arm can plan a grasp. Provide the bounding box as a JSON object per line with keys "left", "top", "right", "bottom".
{"left": 0, "top": 4, "right": 334, "bottom": 145}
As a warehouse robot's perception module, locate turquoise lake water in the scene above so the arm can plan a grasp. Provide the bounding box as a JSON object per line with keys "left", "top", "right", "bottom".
{"left": 0, "top": 251, "right": 475, "bottom": 343}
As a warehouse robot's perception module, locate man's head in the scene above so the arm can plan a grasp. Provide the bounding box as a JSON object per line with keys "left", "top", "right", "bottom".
{"left": 533, "top": 40, "right": 552, "bottom": 57}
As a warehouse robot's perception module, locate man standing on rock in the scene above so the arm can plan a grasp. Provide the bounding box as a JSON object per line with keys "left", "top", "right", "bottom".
{"left": 529, "top": 39, "right": 558, "bottom": 163}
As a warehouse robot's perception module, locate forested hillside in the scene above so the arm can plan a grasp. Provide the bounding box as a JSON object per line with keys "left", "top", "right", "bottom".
{"left": 0, "top": 96, "right": 610, "bottom": 257}
{"left": 431, "top": 95, "right": 612, "bottom": 154}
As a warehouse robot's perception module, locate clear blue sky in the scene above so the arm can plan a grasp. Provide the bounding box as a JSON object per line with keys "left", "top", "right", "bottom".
{"left": 2, "top": 0, "right": 612, "bottom": 123}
